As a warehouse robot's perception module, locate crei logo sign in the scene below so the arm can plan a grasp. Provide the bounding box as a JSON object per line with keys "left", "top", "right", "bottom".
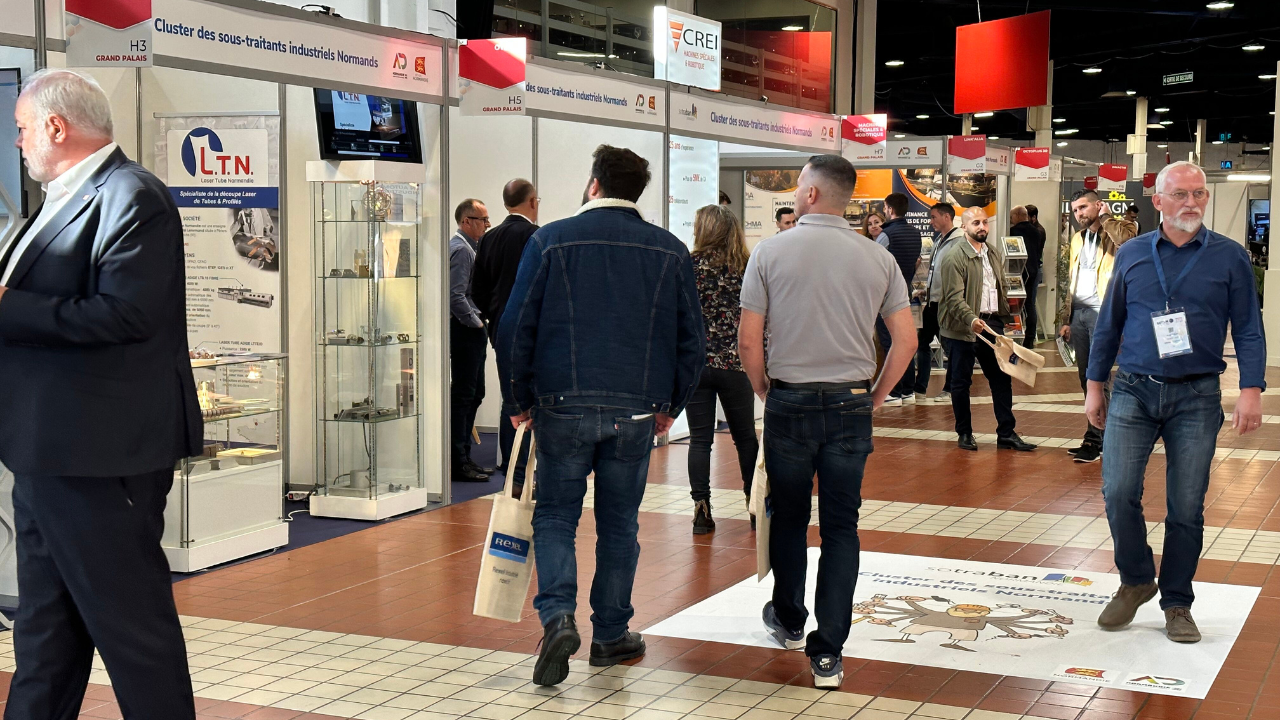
{"left": 669, "top": 18, "right": 720, "bottom": 53}
{"left": 669, "top": 20, "right": 684, "bottom": 51}
{"left": 180, "top": 128, "right": 252, "bottom": 178}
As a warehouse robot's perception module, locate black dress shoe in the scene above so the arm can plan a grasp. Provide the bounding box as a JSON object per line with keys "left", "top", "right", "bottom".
{"left": 957, "top": 433, "right": 978, "bottom": 451}
{"left": 453, "top": 466, "right": 491, "bottom": 482}
{"left": 465, "top": 459, "right": 497, "bottom": 475}
{"left": 590, "top": 630, "right": 646, "bottom": 666}
{"left": 533, "top": 615, "right": 580, "bottom": 686}
{"left": 997, "top": 433, "right": 1037, "bottom": 452}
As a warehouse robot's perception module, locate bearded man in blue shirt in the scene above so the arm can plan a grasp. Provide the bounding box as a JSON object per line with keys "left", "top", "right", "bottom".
{"left": 1086, "top": 161, "right": 1265, "bottom": 644}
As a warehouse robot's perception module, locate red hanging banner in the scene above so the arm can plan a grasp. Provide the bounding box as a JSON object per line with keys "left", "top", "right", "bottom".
{"left": 954, "top": 11, "right": 1050, "bottom": 115}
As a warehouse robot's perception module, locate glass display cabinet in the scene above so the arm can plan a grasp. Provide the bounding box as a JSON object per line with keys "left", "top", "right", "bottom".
{"left": 308, "top": 161, "right": 429, "bottom": 520}
{"left": 164, "top": 354, "right": 288, "bottom": 572}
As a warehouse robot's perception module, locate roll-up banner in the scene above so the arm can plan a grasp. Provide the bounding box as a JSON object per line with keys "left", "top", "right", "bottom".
{"left": 668, "top": 135, "right": 719, "bottom": 247}
{"left": 157, "top": 114, "right": 282, "bottom": 354}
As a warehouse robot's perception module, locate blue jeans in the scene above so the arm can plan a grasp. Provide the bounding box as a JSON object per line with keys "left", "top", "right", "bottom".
{"left": 530, "top": 405, "right": 655, "bottom": 641}
{"left": 764, "top": 386, "right": 873, "bottom": 657}
{"left": 1102, "top": 371, "right": 1224, "bottom": 609}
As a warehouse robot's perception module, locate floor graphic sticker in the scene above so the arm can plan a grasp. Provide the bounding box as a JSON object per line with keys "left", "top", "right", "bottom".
{"left": 643, "top": 550, "right": 1258, "bottom": 698}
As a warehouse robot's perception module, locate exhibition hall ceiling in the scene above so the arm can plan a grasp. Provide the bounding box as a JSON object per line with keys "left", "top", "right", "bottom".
{"left": 873, "top": 0, "right": 1279, "bottom": 146}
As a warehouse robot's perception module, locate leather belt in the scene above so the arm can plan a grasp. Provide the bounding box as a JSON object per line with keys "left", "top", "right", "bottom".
{"left": 1145, "top": 372, "right": 1217, "bottom": 385}
{"left": 770, "top": 379, "right": 870, "bottom": 392}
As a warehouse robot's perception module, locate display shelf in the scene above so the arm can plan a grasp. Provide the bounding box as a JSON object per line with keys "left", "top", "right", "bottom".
{"left": 166, "top": 354, "right": 287, "bottom": 573}
{"left": 309, "top": 161, "right": 426, "bottom": 520}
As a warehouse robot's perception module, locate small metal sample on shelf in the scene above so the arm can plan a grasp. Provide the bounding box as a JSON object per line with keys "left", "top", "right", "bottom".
{"left": 397, "top": 333, "right": 411, "bottom": 343}
{"left": 217, "top": 448, "right": 282, "bottom": 465}
{"left": 334, "top": 398, "right": 397, "bottom": 421}
{"left": 325, "top": 330, "right": 366, "bottom": 345}
{"left": 216, "top": 287, "right": 275, "bottom": 309}
{"left": 329, "top": 269, "right": 343, "bottom": 277}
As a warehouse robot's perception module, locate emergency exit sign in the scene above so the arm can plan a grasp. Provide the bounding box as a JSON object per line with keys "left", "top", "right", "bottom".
{"left": 1163, "top": 71, "right": 1193, "bottom": 86}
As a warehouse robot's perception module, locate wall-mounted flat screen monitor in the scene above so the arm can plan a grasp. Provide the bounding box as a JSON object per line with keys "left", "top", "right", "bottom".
{"left": 313, "top": 88, "right": 423, "bottom": 164}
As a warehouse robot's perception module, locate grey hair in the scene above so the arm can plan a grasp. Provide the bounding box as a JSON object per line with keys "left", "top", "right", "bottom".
{"left": 1155, "top": 160, "right": 1206, "bottom": 195}
{"left": 19, "top": 69, "right": 114, "bottom": 140}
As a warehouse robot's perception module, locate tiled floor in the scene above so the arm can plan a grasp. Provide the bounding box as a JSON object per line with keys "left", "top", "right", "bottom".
{"left": 4, "top": 349, "right": 1280, "bottom": 719}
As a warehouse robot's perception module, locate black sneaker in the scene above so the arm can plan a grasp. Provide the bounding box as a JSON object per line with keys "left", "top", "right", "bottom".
{"left": 810, "top": 654, "right": 844, "bottom": 689}
{"left": 763, "top": 602, "right": 805, "bottom": 649}
{"left": 532, "top": 615, "right": 580, "bottom": 686}
{"left": 693, "top": 500, "right": 716, "bottom": 535}
{"left": 589, "top": 630, "right": 646, "bottom": 666}
{"left": 1066, "top": 445, "right": 1083, "bottom": 456}
{"left": 1074, "top": 445, "right": 1102, "bottom": 463}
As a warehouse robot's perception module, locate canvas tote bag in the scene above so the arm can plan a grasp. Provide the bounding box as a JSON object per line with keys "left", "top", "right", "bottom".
{"left": 749, "top": 449, "right": 771, "bottom": 581}
{"left": 978, "top": 329, "right": 1047, "bottom": 387}
{"left": 473, "top": 424, "right": 538, "bottom": 622}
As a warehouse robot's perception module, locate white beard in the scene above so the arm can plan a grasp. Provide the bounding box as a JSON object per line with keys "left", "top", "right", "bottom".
{"left": 1167, "top": 212, "right": 1203, "bottom": 234}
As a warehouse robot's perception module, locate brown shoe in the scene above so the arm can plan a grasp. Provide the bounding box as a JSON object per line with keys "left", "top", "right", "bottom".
{"left": 1097, "top": 581, "right": 1158, "bottom": 629}
{"left": 1165, "top": 607, "right": 1201, "bottom": 643}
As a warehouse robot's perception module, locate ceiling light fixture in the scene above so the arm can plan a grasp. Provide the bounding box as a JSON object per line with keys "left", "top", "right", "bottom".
{"left": 1261, "top": 74, "right": 1278, "bottom": 80}
{"left": 1227, "top": 174, "right": 1270, "bottom": 182}
{"left": 1053, "top": 118, "right": 1066, "bottom": 123}
{"left": 884, "top": 60, "right": 905, "bottom": 67}
{"left": 1126, "top": 90, "right": 1137, "bottom": 96}
{"left": 1056, "top": 142, "right": 1069, "bottom": 147}
{"left": 781, "top": 25, "right": 803, "bottom": 31}
{"left": 1157, "top": 144, "right": 1168, "bottom": 148}
{"left": 988, "top": 135, "right": 1000, "bottom": 139}
{"left": 974, "top": 111, "right": 994, "bottom": 118}
{"left": 1155, "top": 107, "right": 1170, "bottom": 113}
{"left": 894, "top": 134, "right": 906, "bottom": 138}
{"left": 916, "top": 114, "right": 930, "bottom": 119}
{"left": 1243, "top": 44, "right": 1266, "bottom": 51}
{"left": 1160, "top": 120, "right": 1173, "bottom": 125}
{"left": 1054, "top": 128, "right": 1079, "bottom": 135}
{"left": 1083, "top": 67, "right": 1103, "bottom": 74}
{"left": 1148, "top": 123, "right": 1165, "bottom": 129}
{"left": 1206, "top": 1, "right": 1234, "bottom": 9}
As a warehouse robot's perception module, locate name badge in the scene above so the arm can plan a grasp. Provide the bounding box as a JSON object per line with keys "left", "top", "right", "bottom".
{"left": 1152, "top": 307, "right": 1192, "bottom": 359}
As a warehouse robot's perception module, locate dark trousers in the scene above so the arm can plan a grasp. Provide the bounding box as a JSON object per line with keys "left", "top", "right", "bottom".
{"left": 450, "top": 318, "right": 487, "bottom": 472}
{"left": 6, "top": 470, "right": 194, "bottom": 720}
{"left": 1070, "top": 306, "right": 1106, "bottom": 449}
{"left": 686, "top": 368, "right": 759, "bottom": 504}
{"left": 876, "top": 316, "right": 915, "bottom": 396}
{"left": 764, "top": 386, "right": 873, "bottom": 658}
{"left": 531, "top": 406, "right": 655, "bottom": 641}
{"left": 1022, "top": 266, "right": 1041, "bottom": 348}
{"left": 913, "top": 302, "right": 952, "bottom": 395}
{"left": 946, "top": 317, "right": 1016, "bottom": 438}
{"left": 1102, "top": 372, "right": 1223, "bottom": 608}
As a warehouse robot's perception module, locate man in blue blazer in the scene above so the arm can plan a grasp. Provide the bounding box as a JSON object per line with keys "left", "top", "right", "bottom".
{"left": 0, "top": 69, "right": 201, "bottom": 719}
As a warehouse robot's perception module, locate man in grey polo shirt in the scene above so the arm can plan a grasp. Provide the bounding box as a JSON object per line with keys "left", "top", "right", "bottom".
{"left": 738, "top": 154, "right": 917, "bottom": 690}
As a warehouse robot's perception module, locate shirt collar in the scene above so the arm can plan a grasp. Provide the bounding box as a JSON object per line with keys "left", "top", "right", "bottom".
{"left": 1157, "top": 224, "right": 1209, "bottom": 249}
{"left": 796, "top": 213, "right": 851, "bottom": 229}
{"left": 509, "top": 212, "right": 534, "bottom": 224}
{"left": 45, "top": 142, "right": 117, "bottom": 200}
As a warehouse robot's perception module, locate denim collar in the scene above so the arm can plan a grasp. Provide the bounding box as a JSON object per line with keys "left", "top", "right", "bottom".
{"left": 575, "top": 198, "right": 642, "bottom": 216}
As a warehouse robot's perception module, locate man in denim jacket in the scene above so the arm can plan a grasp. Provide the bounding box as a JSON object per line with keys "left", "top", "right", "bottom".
{"left": 497, "top": 145, "right": 705, "bottom": 686}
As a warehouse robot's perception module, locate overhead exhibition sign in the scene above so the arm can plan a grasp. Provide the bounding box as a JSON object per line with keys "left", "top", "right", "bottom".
{"left": 151, "top": 0, "right": 443, "bottom": 97}
{"left": 669, "top": 93, "right": 838, "bottom": 153}
{"left": 1099, "top": 163, "right": 1129, "bottom": 192}
{"left": 645, "top": 550, "right": 1258, "bottom": 699}
{"left": 653, "top": 7, "right": 722, "bottom": 92}
{"left": 523, "top": 63, "right": 664, "bottom": 128}
{"left": 1014, "top": 147, "right": 1051, "bottom": 181}
{"left": 66, "top": 0, "right": 153, "bottom": 67}
{"left": 947, "top": 134, "right": 987, "bottom": 174}
{"left": 458, "top": 38, "right": 526, "bottom": 116}
{"left": 841, "top": 114, "right": 888, "bottom": 163}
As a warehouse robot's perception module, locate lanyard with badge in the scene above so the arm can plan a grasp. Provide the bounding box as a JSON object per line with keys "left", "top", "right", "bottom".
{"left": 1150, "top": 234, "right": 1208, "bottom": 359}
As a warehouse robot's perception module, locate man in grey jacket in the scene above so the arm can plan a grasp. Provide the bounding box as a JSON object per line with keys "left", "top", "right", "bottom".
{"left": 912, "top": 202, "right": 963, "bottom": 403}
{"left": 450, "top": 199, "right": 492, "bottom": 482}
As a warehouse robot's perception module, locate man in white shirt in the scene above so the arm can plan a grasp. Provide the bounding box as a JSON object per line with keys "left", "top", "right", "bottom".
{"left": 937, "top": 207, "right": 1036, "bottom": 453}
{"left": 0, "top": 69, "right": 199, "bottom": 718}
{"left": 1057, "top": 189, "right": 1138, "bottom": 464}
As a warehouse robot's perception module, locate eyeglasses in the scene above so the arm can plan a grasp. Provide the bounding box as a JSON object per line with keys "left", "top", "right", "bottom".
{"left": 1159, "top": 189, "right": 1209, "bottom": 202}
{"left": 465, "top": 215, "right": 491, "bottom": 225}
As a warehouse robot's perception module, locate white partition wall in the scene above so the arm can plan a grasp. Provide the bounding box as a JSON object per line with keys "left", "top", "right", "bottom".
{"left": 536, "top": 119, "right": 667, "bottom": 226}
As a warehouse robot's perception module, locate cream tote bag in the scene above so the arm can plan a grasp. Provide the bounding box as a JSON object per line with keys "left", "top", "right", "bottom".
{"left": 750, "top": 450, "right": 771, "bottom": 581}
{"left": 473, "top": 424, "right": 538, "bottom": 622}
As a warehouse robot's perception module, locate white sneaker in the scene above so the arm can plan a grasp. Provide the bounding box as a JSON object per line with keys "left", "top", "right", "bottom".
{"left": 900, "top": 393, "right": 916, "bottom": 405}
{"left": 883, "top": 395, "right": 903, "bottom": 407}
{"left": 932, "top": 391, "right": 951, "bottom": 404}
{"left": 914, "top": 392, "right": 929, "bottom": 403}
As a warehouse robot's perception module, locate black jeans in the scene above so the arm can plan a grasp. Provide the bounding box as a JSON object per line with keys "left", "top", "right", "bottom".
{"left": 450, "top": 318, "right": 487, "bottom": 472}
{"left": 764, "top": 386, "right": 873, "bottom": 658}
{"left": 876, "top": 316, "right": 914, "bottom": 396}
{"left": 1071, "top": 306, "right": 1106, "bottom": 449}
{"left": 7, "top": 470, "right": 195, "bottom": 720}
{"left": 913, "top": 302, "right": 951, "bottom": 395}
{"left": 686, "top": 368, "right": 760, "bottom": 504}
{"left": 1021, "top": 266, "right": 1041, "bottom": 348}
{"left": 946, "top": 316, "right": 1016, "bottom": 437}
